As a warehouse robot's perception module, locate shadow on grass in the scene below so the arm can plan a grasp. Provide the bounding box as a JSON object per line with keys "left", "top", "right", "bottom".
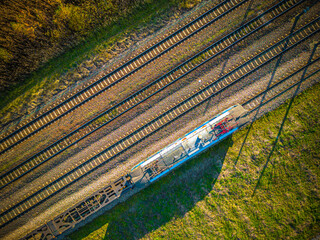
{"left": 233, "top": 7, "right": 312, "bottom": 166}
{"left": 69, "top": 137, "right": 233, "bottom": 240}
{"left": 252, "top": 41, "right": 319, "bottom": 197}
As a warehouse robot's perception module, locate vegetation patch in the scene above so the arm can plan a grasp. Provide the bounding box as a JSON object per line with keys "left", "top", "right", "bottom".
{"left": 69, "top": 82, "right": 320, "bottom": 239}
{"left": 0, "top": 0, "right": 202, "bottom": 128}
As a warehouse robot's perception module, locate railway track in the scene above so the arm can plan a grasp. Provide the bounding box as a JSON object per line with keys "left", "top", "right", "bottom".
{"left": 0, "top": 0, "right": 304, "bottom": 190}
{"left": 243, "top": 56, "right": 320, "bottom": 113}
{"left": 1, "top": 1, "right": 318, "bottom": 228}
{"left": 0, "top": 0, "right": 250, "bottom": 155}
{"left": 22, "top": 31, "right": 320, "bottom": 240}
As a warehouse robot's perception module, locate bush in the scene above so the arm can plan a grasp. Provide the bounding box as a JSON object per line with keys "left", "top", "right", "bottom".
{"left": 0, "top": 0, "right": 144, "bottom": 91}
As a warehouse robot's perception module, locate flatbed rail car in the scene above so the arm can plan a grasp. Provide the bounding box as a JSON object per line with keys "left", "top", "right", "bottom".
{"left": 22, "top": 104, "right": 248, "bottom": 240}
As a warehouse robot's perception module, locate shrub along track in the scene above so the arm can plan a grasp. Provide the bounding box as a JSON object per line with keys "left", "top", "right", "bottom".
{"left": 0, "top": 0, "right": 299, "bottom": 190}
{"left": 0, "top": 0, "right": 318, "bottom": 231}
{"left": 22, "top": 12, "right": 320, "bottom": 240}
{"left": 0, "top": 0, "right": 249, "bottom": 156}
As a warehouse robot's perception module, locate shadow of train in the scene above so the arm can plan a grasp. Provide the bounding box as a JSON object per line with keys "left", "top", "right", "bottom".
{"left": 70, "top": 137, "right": 233, "bottom": 240}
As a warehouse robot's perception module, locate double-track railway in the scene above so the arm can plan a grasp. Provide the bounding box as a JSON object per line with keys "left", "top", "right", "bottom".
{"left": 1, "top": 0, "right": 319, "bottom": 231}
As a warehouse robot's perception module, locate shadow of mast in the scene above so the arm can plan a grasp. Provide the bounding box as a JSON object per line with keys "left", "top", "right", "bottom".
{"left": 234, "top": 7, "right": 311, "bottom": 166}
{"left": 203, "top": 0, "right": 254, "bottom": 115}
{"left": 251, "top": 41, "right": 319, "bottom": 197}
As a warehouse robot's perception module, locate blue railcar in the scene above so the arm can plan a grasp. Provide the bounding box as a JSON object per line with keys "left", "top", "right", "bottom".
{"left": 129, "top": 104, "right": 248, "bottom": 186}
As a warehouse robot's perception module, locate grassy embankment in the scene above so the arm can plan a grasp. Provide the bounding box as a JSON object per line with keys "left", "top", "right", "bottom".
{"left": 69, "top": 81, "right": 320, "bottom": 240}
{"left": 0, "top": 0, "right": 201, "bottom": 122}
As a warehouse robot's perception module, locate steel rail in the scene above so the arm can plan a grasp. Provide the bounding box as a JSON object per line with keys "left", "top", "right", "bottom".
{"left": 0, "top": 2, "right": 315, "bottom": 228}
{"left": 244, "top": 57, "right": 320, "bottom": 113}
{"left": 0, "top": 0, "right": 249, "bottom": 155}
{"left": 0, "top": 0, "right": 303, "bottom": 190}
